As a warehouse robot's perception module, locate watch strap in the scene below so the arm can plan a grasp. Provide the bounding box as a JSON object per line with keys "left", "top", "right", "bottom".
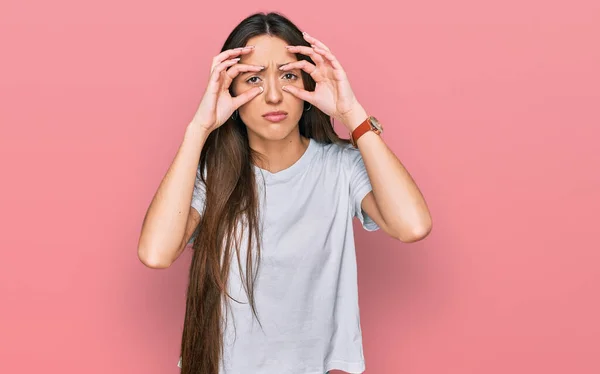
{"left": 351, "top": 116, "right": 380, "bottom": 147}
{"left": 352, "top": 118, "right": 371, "bottom": 146}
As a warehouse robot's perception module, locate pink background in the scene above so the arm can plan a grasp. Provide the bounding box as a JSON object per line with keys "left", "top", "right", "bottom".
{"left": 1, "top": 0, "right": 599, "bottom": 373}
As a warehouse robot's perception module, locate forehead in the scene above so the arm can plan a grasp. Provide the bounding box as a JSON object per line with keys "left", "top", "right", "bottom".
{"left": 240, "top": 35, "right": 297, "bottom": 65}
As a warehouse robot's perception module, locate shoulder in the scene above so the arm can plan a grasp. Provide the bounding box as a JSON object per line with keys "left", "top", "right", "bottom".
{"left": 312, "top": 138, "right": 362, "bottom": 168}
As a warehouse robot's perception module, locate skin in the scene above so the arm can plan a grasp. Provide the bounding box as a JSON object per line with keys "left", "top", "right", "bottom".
{"left": 231, "top": 35, "right": 310, "bottom": 173}
{"left": 138, "top": 31, "right": 431, "bottom": 272}
{"left": 231, "top": 32, "right": 433, "bottom": 242}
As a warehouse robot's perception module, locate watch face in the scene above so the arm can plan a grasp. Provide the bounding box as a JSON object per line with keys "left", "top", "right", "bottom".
{"left": 370, "top": 116, "right": 383, "bottom": 132}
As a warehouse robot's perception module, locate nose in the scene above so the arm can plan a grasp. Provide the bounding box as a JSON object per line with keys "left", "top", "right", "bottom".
{"left": 263, "top": 75, "right": 284, "bottom": 105}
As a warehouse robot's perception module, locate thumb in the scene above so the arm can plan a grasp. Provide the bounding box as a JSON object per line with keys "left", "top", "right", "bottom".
{"left": 282, "top": 85, "right": 312, "bottom": 103}
{"left": 232, "top": 86, "right": 264, "bottom": 109}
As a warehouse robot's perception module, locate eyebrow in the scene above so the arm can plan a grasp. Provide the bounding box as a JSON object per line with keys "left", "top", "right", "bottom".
{"left": 240, "top": 62, "right": 297, "bottom": 75}
{"left": 275, "top": 62, "right": 295, "bottom": 69}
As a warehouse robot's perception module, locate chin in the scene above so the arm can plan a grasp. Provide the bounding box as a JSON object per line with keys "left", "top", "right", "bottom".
{"left": 248, "top": 118, "right": 300, "bottom": 142}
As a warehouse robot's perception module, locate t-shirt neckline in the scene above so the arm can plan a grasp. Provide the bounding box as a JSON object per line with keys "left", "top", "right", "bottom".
{"left": 253, "top": 138, "right": 316, "bottom": 184}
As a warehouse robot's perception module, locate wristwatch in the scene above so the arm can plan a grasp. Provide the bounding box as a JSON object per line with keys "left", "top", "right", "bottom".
{"left": 350, "top": 116, "right": 383, "bottom": 147}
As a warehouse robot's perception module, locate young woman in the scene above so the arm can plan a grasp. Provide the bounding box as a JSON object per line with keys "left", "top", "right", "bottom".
{"left": 137, "top": 11, "right": 432, "bottom": 374}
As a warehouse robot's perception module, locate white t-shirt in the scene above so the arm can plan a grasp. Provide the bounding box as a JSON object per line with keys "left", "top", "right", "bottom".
{"left": 181, "top": 137, "right": 379, "bottom": 374}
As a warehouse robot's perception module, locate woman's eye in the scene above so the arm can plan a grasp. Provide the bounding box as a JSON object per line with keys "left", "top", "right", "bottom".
{"left": 246, "top": 74, "right": 296, "bottom": 85}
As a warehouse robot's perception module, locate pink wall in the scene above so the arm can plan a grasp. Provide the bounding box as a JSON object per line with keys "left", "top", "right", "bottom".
{"left": 1, "top": 0, "right": 599, "bottom": 373}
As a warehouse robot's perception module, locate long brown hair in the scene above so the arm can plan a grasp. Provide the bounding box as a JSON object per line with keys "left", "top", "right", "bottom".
{"left": 180, "top": 12, "right": 350, "bottom": 374}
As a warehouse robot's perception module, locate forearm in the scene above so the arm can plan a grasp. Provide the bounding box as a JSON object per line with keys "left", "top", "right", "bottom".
{"left": 137, "top": 123, "right": 209, "bottom": 267}
{"left": 345, "top": 105, "right": 432, "bottom": 239}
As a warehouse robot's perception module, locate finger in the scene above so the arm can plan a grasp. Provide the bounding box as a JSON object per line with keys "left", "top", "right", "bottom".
{"left": 302, "top": 32, "right": 330, "bottom": 52}
{"left": 281, "top": 84, "right": 313, "bottom": 103}
{"left": 285, "top": 45, "right": 325, "bottom": 65}
{"left": 209, "top": 58, "right": 240, "bottom": 85}
{"left": 279, "top": 60, "right": 318, "bottom": 78}
{"left": 311, "top": 47, "right": 343, "bottom": 71}
{"left": 225, "top": 63, "right": 264, "bottom": 80}
{"left": 222, "top": 63, "right": 264, "bottom": 89}
{"left": 232, "top": 86, "right": 264, "bottom": 109}
{"left": 211, "top": 46, "right": 255, "bottom": 71}
{"left": 206, "top": 59, "right": 240, "bottom": 94}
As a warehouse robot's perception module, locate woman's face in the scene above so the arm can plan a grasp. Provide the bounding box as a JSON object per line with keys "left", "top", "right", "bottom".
{"left": 231, "top": 35, "right": 306, "bottom": 142}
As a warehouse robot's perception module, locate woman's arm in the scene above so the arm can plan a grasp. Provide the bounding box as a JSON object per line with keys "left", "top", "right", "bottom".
{"left": 137, "top": 123, "right": 208, "bottom": 268}
{"left": 345, "top": 105, "right": 433, "bottom": 243}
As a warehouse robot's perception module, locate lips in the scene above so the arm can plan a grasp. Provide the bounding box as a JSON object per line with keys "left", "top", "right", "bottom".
{"left": 262, "top": 111, "right": 288, "bottom": 123}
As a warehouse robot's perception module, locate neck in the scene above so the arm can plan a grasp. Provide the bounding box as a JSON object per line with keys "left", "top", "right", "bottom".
{"left": 248, "top": 129, "right": 310, "bottom": 173}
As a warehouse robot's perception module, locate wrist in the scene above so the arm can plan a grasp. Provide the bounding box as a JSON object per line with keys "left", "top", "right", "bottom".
{"left": 186, "top": 121, "right": 212, "bottom": 140}
{"left": 341, "top": 104, "right": 368, "bottom": 132}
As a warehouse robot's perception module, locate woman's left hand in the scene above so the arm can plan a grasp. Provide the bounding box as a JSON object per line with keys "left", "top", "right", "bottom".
{"left": 281, "top": 32, "right": 366, "bottom": 131}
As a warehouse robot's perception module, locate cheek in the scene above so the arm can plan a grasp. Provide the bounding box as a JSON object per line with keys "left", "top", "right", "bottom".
{"left": 288, "top": 90, "right": 305, "bottom": 112}
{"left": 238, "top": 100, "right": 259, "bottom": 119}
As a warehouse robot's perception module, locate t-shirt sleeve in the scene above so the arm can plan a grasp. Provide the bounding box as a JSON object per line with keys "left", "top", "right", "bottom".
{"left": 188, "top": 164, "right": 206, "bottom": 244}
{"left": 191, "top": 164, "right": 206, "bottom": 214}
{"left": 348, "top": 146, "right": 380, "bottom": 231}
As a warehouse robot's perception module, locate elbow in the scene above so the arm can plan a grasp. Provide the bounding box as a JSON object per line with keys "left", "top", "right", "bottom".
{"left": 394, "top": 218, "right": 432, "bottom": 243}
{"left": 137, "top": 246, "right": 173, "bottom": 269}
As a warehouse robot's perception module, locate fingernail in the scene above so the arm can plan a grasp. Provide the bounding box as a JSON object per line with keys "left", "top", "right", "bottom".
{"left": 282, "top": 85, "right": 288, "bottom": 91}
{"left": 245, "top": 45, "right": 255, "bottom": 49}
{"left": 259, "top": 86, "right": 264, "bottom": 92}
{"left": 232, "top": 58, "right": 240, "bottom": 62}
{"left": 302, "top": 31, "right": 308, "bottom": 36}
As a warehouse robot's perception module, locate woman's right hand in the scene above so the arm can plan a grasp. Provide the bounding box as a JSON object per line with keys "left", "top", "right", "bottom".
{"left": 191, "top": 46, "right": 264, "bottom": 133}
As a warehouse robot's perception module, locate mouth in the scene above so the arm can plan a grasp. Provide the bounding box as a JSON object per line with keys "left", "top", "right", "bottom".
{"left": 262, "top": 111, "right": 288, "bottom": 123}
